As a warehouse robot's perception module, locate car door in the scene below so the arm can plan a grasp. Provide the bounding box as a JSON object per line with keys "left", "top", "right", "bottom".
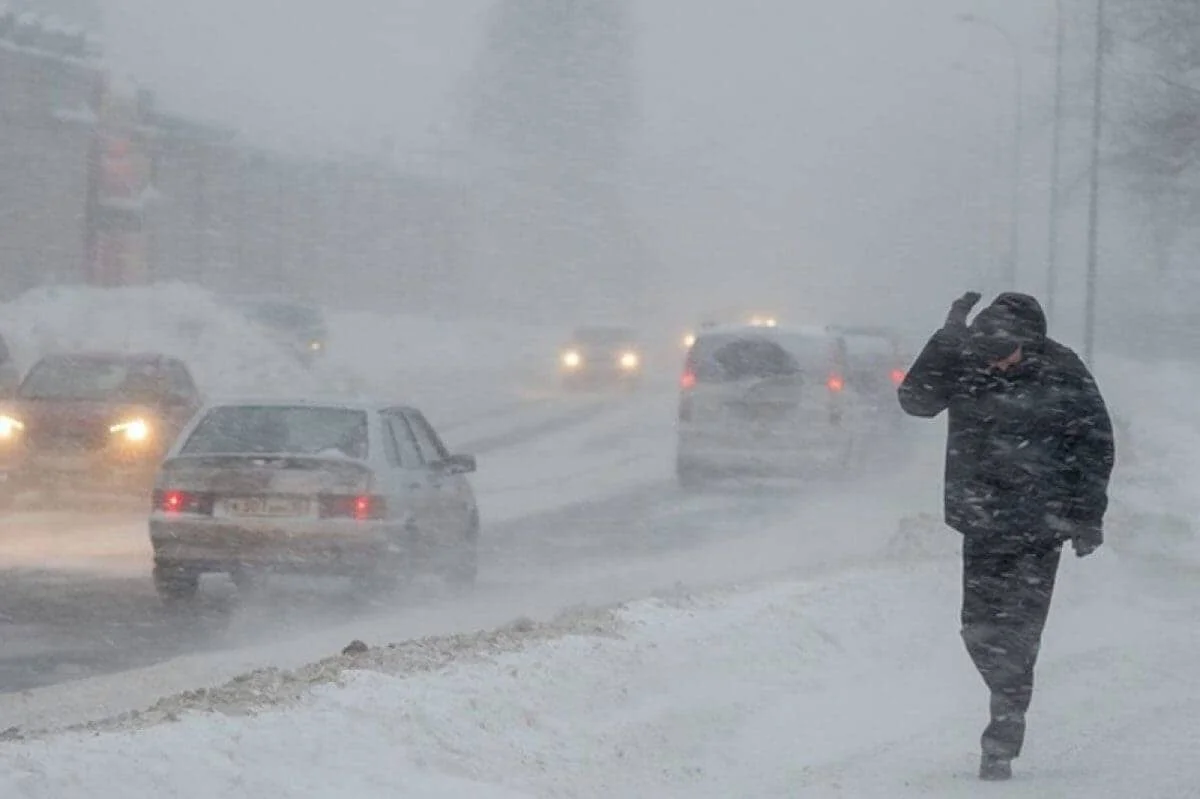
{"left": 379, "top": 410, "right": 439, "bottom": 540}
{"left": 402, "top": 409, "right": 471, "bottom": 534}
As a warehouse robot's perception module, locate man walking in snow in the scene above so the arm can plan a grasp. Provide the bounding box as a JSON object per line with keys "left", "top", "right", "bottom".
{"left": 898, "top": 292, "right": 1115, "bottom": 781}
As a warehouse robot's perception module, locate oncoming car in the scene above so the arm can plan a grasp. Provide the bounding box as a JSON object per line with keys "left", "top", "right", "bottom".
{"left": 558, "top": 326, "right": 644, "bottom": 389}
{"left": 234, "top": 296, "right": 328, "bottom": 367}
{"left": 0, "top": 352, "right": 202, "bottom": 506}
{"left": 148, "top": 400, "right": 480, "bottom": 603}
{"left": 675, "top": 324, "right": 891, "bottom": 487}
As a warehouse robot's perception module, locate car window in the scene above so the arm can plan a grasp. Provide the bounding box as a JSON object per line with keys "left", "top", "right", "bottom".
{"left": 181, "top": 406, "right": 369, "bottom": 459}
{"left": 18, "top": 357, "right": 147, "bottom": 401}
{"left": 691, "top": 334, "right": 826, "bottom": 383}
{"left": 405, "top": 411, "right": 449, "bottom": 464}
{"left": 382, "top": 413, "right": 423, "bottom": 469}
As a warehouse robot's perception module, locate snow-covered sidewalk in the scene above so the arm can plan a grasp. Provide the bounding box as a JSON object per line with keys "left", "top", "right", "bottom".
{"left": 3, "top": 548, "right": 1196, "bottom": 799}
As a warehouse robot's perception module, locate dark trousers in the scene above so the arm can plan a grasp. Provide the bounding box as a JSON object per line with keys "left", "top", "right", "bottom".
{"left": 960, "top": 537, "right": 1062, "bottom": 760}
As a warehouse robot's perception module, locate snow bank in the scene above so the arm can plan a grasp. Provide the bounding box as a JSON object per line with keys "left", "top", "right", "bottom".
{"left": 0, "top": 283, "right": 565, "bottom": 424}
{"left": 4, "top": 551, "right": 1194, "bottom": 798}
{"left": 0, "top": 284, "right": 322, "bottom": 397}
{"left": 1097, "top": 355, "right": 1200, "bottom": 565}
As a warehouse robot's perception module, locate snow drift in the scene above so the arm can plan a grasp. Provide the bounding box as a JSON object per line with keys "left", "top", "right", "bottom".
{"left": 2, "top": 552, "right": 1197, "bottom": 798}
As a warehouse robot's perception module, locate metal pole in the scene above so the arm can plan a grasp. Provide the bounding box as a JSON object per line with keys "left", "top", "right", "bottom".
{"left": 1047, "top": 0, "right": 1065, "bottom": 324}
{"left": 1083, "top": 0, "right": 1106, "bottom": 365}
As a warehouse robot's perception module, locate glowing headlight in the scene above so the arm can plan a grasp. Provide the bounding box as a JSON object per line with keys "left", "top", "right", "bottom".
{"left": 110, "top": 418, "right": 151, "bottom": 443}
{"left": 562, "top": 350, "right": 582, "bottom": 369}
{"left": 619, "top": 351, "right": 641, "bottom": 370}
{"left": 309, "top": 340, "right": 323, "bottom": 352}
{"left": 0, "top": 415, "right": 24, "bottom": 439}
{"left": 682, "top": 333, "right": 696, "bottom": 349}
{"left": 749, "top": 316, "right": 778, "bottom": 328}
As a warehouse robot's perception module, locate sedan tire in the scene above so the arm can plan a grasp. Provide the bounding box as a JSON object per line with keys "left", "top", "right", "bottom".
{"left": 153, "top": 561, "right": 201, "bottom": 604}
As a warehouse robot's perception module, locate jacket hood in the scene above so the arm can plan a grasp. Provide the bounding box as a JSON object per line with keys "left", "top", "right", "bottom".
{"left": 968, "top": 292, "right": 1047, "bottom": 359}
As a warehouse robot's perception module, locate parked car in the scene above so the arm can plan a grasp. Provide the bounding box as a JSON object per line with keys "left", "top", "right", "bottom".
{"left": 147, "top": 399, "right": 479, "bottom": 603}
{"left": 233, "top": 296, "right": 328, "bottom": 367}
{"left": 0, "top": 352, "right": 202, "bottom": 507}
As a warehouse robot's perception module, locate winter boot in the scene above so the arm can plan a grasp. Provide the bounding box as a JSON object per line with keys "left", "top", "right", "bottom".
{"left": 979, "top": 753, "right": 1013, "bottom": 781}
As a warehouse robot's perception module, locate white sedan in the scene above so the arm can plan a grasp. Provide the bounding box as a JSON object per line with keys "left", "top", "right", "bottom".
{"left": 147, "top": 398, "right": 479, "bottom": 603}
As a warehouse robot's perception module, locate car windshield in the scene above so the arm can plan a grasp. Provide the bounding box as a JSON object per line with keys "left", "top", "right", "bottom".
{"left": 181, "top": 406, "right": 369, "bottom": 459}
{"left": 17, "top": 357, "right": 160, "bottom": 402}
{"left": 691, "top": 333, "right": 829, "bottom": 383}
{"left": 574, "top": 327, "right": 636, "bottom": 347}
{"left": 243, "top": 301, "right": 323, "bottom": 332}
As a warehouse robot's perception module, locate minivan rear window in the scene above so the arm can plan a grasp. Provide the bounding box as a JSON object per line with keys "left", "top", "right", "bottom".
{"left": 691, "top": 333, "right": 831, "bottom": 383}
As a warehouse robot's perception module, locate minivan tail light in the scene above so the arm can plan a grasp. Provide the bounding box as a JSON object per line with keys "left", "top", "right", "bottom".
{"left": 320, "top": 494, "right": 387, "bottom": 521}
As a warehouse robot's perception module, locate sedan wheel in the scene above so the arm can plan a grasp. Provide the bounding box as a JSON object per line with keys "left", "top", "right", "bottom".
{"left": 153, "top": 562, "right": 200, "bottom": 604}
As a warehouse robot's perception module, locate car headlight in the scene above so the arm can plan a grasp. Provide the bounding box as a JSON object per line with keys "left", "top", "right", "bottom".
{"left": 682, "top": 333, "right": 696, "bottom": 349}
{"left": 309, "top": 340, "right": 323, "bottom": 352}
{"left": 619, "top": 351, "right": 641, "bottom": 370}
{"left": 110, "top": 418, "right": 151, "bottom": 443}
{"left": 0, "top": 415, "right": 24, "bottom": 439}
{"left": 562, "top": 350, "right": 582, "bottom": 369}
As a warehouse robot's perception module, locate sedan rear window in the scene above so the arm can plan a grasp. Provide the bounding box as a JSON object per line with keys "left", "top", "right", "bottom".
{"left": 182, "top": 406, "right": 369, "bottom": 459}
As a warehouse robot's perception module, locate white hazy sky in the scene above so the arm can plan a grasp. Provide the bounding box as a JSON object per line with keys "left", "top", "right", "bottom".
{"left": 99, "top": 1, "right": 1079, "bottom": 331}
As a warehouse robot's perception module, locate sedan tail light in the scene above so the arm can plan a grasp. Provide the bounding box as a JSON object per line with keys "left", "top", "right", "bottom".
{"left": 320, "top": 494, "right": 388, "bottom": 521}
{"left": 153, "top": 489, "right": 213, "bottom": 516}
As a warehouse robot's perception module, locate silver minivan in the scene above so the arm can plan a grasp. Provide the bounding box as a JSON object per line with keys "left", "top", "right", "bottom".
{"left": 675, "top": 325, "right": 880, "bottom": 487}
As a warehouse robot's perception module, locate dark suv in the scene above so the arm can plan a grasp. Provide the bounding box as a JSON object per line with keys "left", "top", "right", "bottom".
{"left": 0, "top": 352, "right": 203, "bottom": 506}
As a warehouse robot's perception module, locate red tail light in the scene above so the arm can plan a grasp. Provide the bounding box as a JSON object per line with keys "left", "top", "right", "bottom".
{"left": 826, "top": 374, "right": 845, "bottom": 393}
{"left": 890, "top": 368, "right": 906, "bottom": 386}
{"left": 680, "top": 370, "right": 697, "bottom": 390}
{"left": 153, "top": 489, "right": 209, "bottom": 515}
{"left": 320, "top": 494, "right": 387, "bottom": 521}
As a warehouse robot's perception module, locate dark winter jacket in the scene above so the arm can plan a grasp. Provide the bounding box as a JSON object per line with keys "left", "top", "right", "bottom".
{"left": 898, "top": 293, "right": 1115, "bottom": 549}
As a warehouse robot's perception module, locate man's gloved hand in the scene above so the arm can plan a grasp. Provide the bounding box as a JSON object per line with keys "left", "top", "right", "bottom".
{"left": 944, "top": 291, "right": 983, "bottom": 335}
{"left": 1071, "top": 522, "right": 1103, "bottom": 558}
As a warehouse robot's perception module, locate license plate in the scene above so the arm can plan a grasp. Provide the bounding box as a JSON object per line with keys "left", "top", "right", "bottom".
{"left": 219, "top": 496, "right": 313, "bottom": 518}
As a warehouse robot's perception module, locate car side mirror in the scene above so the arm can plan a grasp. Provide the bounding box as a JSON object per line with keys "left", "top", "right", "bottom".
{"left": 438, "top": 453, "right": 476, "bottom": 475}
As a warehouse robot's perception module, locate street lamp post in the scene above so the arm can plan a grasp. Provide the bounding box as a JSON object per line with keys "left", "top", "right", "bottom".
{"left": 1083, "top": 0, "right": 1107, "bottom": 365}
{"left": 958, "top": 14, "right": 1024, "bottom": 293}
{"left": 1047, "top": 0, "right": 1066, "bottom": 325}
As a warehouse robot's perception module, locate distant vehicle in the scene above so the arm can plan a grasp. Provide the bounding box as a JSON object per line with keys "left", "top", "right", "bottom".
{"left": 147, "top": 399, "right": 480, "bottom": 603}
{"left": 0, "top": 331, "right": 17, "bottom": 398}
{"left": 558, "top": 326, "right": 644, "bottom": 389}
{"left": 233, "top": 297, "right": 328, "bottom": 367}
{"left": 0, "top": 352, "right": 203, "bottom": 506}
{"left": 675, "top": 324, "right": 894, "bottom": 487}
